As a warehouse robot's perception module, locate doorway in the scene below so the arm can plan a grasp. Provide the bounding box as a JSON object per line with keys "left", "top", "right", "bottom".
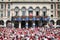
{"left": 14, "top": 21, "right": 19, "bottom": 28}
{"left": 35, "top": 20, "right": 39, "bottom": 27}
{"left": 28, "top": 20, "right": 33, "bottom": 28}
{"left": 21, "top": 21, "right": 26, "bottom": 28}
{"left": 56, "top": 20, "right": 60, "bottom": 25}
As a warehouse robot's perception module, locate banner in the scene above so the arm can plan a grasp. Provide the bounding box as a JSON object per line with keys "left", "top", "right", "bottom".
{"left": 25, "top": 17, "right": 29, "bottom": 21}
{"left": 11, "top": 17, "right": 21, "bottom": 21}
{"left": 42, "top": 16, "right": 50, "bottom": 21}
{"left": 32, "top": 17, "right": 36, "bottom": 21}
{"left": 16, "top": 17, "right": 21, "bottom": 21}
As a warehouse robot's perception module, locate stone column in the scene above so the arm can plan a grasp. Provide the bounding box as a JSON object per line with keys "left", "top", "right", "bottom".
{"left": 4, "top": 21, "right": 6, "bottom": 27}
{"left": 26, "top": 10, "right": 28, "bottom": 16}
{"left": 19, "top": 22, "right": 21, "bottom": 28}
{"left": 33, "top": 21, "right": 35, "bottom": 28}
{"left": 4, "top": 20, "right": 6, "bottom": 27}
{"left": 54, "top": 20, "right": 56, "bottom": 28}
{"left": 26, "top": 21, "right": 28, "bottom": 28}
{"left": 11, "top": 23, "right": 14, "bottom": 28}
{"left": 33, "top": 10, "right": 36, "bottom": 16}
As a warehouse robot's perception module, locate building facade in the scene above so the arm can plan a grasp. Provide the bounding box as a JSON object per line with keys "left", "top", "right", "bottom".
{"left": 0, "top": 0, "right": 60, "bottom": 28}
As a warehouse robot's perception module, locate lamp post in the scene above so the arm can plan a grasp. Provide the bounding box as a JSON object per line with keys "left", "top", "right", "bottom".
{"left": 14, "top": 7, "right": 20, "bottom": 16}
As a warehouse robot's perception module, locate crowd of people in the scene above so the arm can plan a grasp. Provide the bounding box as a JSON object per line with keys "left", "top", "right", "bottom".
{"left": 0, "top": 27, "right": 60, "bottom": 40}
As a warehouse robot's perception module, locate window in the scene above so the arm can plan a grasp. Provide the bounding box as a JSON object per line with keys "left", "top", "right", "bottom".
{"left": 28, "top": 7, "right": 33, "bottom": 16}
{"left": 1, "top": 4, "right": 3, "bottom": 9}
{"left": 36, "top": 12, "right": 39, "bottom": 16}
{"left": 56, "top": 20, "right": 60, "bottom": 25}
{"left": 8, "top": 11, "right": 10, "bottom": 17}
{"left": 58, "top": 4, "right": 60, "bottom": 9}
{"left": 21, "top": 7, "right": 26, "bottom": 16}
{"left": 15, "top": 6, "right": 19, "bottom": 16}
{"left": 35, "top": 7, "right": 40, "bottom": 16}
{"left": 58, "top": 11, "right": 60, "bottom": 17}
{"left": 22, "top": 11, "right": 26, "bottom": 16}
{"left": 8, "top": 4, "right": 10, "bottom": 9}
{"left": 42, "top": 7, "right": 47, "bottom": 16}
{"left": 51, "top": 4, "right": 53, "bottom": 9}
{"left": 43, "top": 12, "right": 46, "bottom": 16}
{"left": 0, "top": 11, "right": 3, "bottom": 18}
{"left": 1, "top": 13, "right": 3, "bottom": 18}
{"left": 51, "top": 15, "right": 53, "bottom": 17}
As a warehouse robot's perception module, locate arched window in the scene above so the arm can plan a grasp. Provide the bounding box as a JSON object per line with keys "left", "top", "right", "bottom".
{"left": 28, "top": 7, "right": 33, "bottom": 16}
{"left": 42, "top": 7, "right": 47, "bottom": 16}
{"left": 50, "top": 20, "right": 55, "bottom": 25}
{"left": 21, "top": 7, "right": 26, "bottom": 16}
{"left": 56, "top": 20, "right": 60, "bottom": 25}
{"left": 0, "top": 11, "right": 3, "bottom": 18}
{"left": 14, "top": 6, "right": 20, "bottom": 16}
{"left": 35, "top": 7, "right": 40, "bottom": 16}
{"left": 0, "top": 20, "right": 4, "bottom": 25}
